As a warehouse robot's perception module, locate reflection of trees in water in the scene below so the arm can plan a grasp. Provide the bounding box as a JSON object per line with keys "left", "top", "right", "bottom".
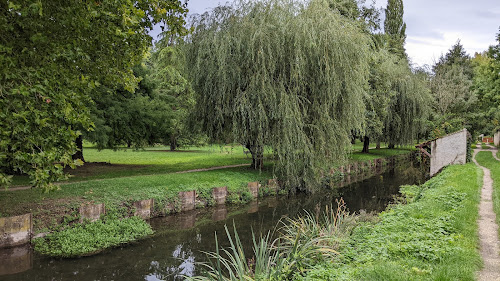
{"left": 394, "top": 155, "right": 429, "bottom": 185}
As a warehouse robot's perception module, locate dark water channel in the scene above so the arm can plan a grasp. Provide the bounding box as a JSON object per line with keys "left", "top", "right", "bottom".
{"left": 1, "top": 161, "right": 427, "bottom": 281}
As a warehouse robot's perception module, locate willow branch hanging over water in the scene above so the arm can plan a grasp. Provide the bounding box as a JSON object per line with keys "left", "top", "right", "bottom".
{"left": 187, "top": 0, "right": 370, "bottom": 190}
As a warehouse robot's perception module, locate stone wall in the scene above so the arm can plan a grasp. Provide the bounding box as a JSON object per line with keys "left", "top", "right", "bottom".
{"left": 0, "top": 214, "right": 32, "bottom": 248}
{"left": 430, "top": 129, "right": 468, "bottom": 176}
{"left": 79, "top": 203, "right": 105, "bottom": 223}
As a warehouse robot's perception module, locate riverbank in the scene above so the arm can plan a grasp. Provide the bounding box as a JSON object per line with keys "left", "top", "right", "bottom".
{"left": 306, "top": 164, "right": 482, "bottom": 280}
{"left": 192, "top": 163, "right": 482, "bottom": 280}
{"left": 0, "top": 145, "right": 413, "bottom": 258}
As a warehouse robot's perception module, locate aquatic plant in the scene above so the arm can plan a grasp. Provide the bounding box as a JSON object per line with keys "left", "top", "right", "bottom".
{"left": 33, "top": 216, "right": 153, "bottom": 258}
{"left": 188, "top": 200, "right": 353, "bottom": 280}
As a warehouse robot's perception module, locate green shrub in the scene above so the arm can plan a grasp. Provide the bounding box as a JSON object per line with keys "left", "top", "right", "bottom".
{"left": 33, "top": 216, "right": 153, "bottom": 258}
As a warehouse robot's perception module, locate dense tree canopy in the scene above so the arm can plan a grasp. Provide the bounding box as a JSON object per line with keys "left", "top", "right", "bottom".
{"left": 187, "top": 0, "right": 371, "bottom": 190}
{"left": 0, "top": 0, "right": 188, "bottom": 189}
{"left": 382, "top": 64, "right": 432, "bottom": 147}
{"left": 472, "top": 28, "right": 500, "bottom": 134}
{"left": 149, "top": 45, "right": 199, "bottom": 150}
{"left": 427, "top": 41, "right": 477, "bottom": 137}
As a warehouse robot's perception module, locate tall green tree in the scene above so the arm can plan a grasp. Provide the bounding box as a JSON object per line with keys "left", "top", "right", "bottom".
{"left": 187, "top": 0, "right": 370, "bottom": 190}
{"left": 0, "top": 0, "right": 188, "bottom": 190}
{"left": 361, "top": 49, "right": 399, "bottom": 152}
{"left": 472, "top": 28, "right": 500, "bottom": 135}
{"left": 149, "top": 45, "right": 198, "bottom": 151}
{"left": 430, "top": 41, "right": 476, "bottom": 137}
{"left": 85, "top": 64, "right": 165, "bottom": 150}
{"left": 384, "top": 0, "right": 407, "bottom": 59}
{"left": 329, "top": 0, "right": 381, "bottom": 33}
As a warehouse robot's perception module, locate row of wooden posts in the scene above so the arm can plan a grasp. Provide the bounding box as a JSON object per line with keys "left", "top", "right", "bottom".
{"left": 0, "top": 155, "right": 407, "bottom": 249}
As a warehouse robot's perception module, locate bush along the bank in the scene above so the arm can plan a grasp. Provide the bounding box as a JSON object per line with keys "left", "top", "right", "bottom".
{"left": 191, "top": 164, "right": 481, "bottom": 280}
{"left": 33, "top": 216, "right": 153, "bottom": 258}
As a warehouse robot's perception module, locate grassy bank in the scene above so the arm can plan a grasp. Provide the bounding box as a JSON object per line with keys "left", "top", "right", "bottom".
{"left": 195, "top": 164, "right": 482, "bottom": 280}
{"left": 305, "top": 164, "right": 482, "bottom": 280}
{"left": 2, "top": 143, "right": 412, "bottom": 232}
{"left": 475, "top": 151, "right": 500, "bottom": 226}
{"left": 0, "top": 167, "right": 272, "bottom": 231}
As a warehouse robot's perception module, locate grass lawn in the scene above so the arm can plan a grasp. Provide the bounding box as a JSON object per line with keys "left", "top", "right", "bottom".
{"left": 2, "top": 140, "right": 414, "bottom": 232}
{"left": 303, "top": 164, "right": 482, "bottom": 280}
{"left": 350, "top": 148, "right": 413, "bottom": 162}
{"left": 0, "top": 167, "right": 272, "bottom": 231}
{"left": 11, "top": 145, "right": 256, "bottom": 186}
{"left": 11, "top": 143, "right": 413, "bottom": 186}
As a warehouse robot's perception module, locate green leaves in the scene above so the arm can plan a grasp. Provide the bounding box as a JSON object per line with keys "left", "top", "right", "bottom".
{"left": 0, "top": 0, "right": 187, "bottom": 189}
{"left": 188, "top": 0, "right": 371, "bottom": 191}
{"left": 33, "top": 216, "right": 153, "bottom": 257}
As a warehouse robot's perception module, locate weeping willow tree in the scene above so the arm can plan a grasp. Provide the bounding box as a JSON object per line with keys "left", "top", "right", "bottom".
{"left": 382, "top": 63, "right": 432, "bottom": 147}
{"left": 187, "top": 0, "right": 370, "bottom": 190}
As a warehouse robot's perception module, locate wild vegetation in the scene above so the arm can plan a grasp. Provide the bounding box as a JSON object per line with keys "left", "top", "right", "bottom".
{"left": 33, "top": 216, "right": 153, "bottom": 258}
{"left": 195, "top": 164, "right": 482, "bottom": 280}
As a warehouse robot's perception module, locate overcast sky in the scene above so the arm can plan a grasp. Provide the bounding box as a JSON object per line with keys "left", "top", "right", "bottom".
{"left": 153, "top": 0, "right": 500, "bottom": 67}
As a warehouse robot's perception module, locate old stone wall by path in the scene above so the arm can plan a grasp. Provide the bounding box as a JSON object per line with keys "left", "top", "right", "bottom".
{"left": 430, "top": 129, "right": 468, "bottom": 176}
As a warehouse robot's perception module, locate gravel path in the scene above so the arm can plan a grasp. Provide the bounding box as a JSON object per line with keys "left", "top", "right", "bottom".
{"left": 474, "top": 149, "right": 500, "bottom": 281}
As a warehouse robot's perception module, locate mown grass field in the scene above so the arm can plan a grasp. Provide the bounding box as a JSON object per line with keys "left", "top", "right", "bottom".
{"left": 11, "top": 145, "right": 256, "bottom": 186}
{"left": 11, "top": 142, "right": 413, "bottom": 186}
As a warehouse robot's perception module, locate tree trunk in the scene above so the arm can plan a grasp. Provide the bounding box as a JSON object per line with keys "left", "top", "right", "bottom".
{"left": 246, "top": 143, "right": 264, "bottom": 169}
{"left": 170, "top": 135, "right": 177, "bottom": 151}
{"left": 351, "top": 135, "right": 356, "bottom": 145}
{"left": 388, "top": 143, "right": 395, "bottom": 149}
{"left": 376, "top": 141, "right": 381, "bottom": 149}
{"left": 362, "top": 136, "right": 370, "bottom": 153}
{"left": 72, "top": 135, "right": 85, "bottom": 162}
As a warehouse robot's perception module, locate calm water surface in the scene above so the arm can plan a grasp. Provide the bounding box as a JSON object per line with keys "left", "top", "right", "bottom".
{"left": 0, "top": 162, "right": 426, "bottom": 281}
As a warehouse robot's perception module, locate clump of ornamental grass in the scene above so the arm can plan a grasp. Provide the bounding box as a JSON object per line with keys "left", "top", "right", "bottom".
{"left": 188, "top": 199, "right": 354, "bottom": 280}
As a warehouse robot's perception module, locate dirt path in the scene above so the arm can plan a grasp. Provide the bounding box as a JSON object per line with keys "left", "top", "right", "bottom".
{"left": 473, "top": 149, "right": 500, "bottom": 281}
{"left": 1, "top": 163, "right": 250, "bottom": 192}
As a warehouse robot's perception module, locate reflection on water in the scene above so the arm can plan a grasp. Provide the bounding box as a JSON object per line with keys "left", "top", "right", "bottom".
{"left": 1, "top": 160, "right": 427, "bottom": 281}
